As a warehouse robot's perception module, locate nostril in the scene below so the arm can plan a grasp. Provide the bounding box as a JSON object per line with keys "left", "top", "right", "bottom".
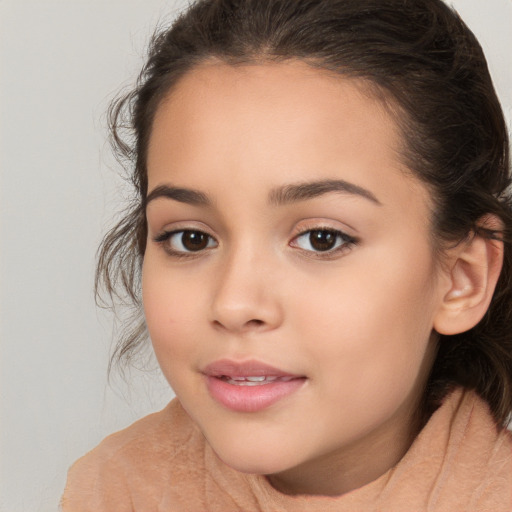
{"left": 212, "top": 317, "right": 266, "bottom": 332}
{"left": 249, "top": 319, "right": 265, "bottom": 328}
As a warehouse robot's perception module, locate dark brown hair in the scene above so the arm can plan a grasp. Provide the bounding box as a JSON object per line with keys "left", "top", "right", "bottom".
{"left": 97, "top": 0, "right": 512, "bottom": 425}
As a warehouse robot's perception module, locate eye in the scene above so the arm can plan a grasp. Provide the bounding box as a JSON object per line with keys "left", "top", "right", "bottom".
{"left": 291, "top": 228, "right": 356, "bottom": 254}
{"left": 154, "top": 229, "right": 217, "bottom": 255}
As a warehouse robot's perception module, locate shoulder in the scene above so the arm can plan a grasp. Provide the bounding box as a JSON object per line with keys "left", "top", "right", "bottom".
{"left": 455, "top": 389, "right": 512, "bottom": 510}
{"left": 61, "top": 398, "right": 205, "bottom": 511}
{"left": 424, "top": 388, "right": 512, "bottom": 510}
{"left": 375, "top": 388, "right": 512, "bottom": 511}
{"left": 70, "top": 398, "right": 200, "bottom": 473}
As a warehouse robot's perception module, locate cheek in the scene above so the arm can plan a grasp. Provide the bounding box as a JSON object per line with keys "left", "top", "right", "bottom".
{"left": 141, "top": 255, "right": 204, "bottom": 365}
{"left": 293, "top": 245, "right": 438, "bottom": 385}
{"left": 290, "top": 270, "right": 437, "bottom": 438}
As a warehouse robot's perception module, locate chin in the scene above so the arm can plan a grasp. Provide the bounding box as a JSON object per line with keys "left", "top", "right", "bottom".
{"left": 217, "top": 452, "right": 289, "bottom": 476}
{"left": 207, "top": 435, "right": 299, "bottom": 476}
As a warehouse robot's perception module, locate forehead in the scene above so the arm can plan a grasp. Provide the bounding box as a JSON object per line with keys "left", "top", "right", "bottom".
{"left": 149, "top": 60, "right": 400, "bottom": 161}
{"left": 147, "top": 60, "right": 429, "bottom": 215}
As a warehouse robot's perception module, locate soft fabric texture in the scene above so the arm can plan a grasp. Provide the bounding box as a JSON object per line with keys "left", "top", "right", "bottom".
{"left": 61, "top": 388, "right": 512, "bottom": 511}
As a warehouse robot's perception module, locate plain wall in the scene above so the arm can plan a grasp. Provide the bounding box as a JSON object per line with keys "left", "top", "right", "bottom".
{"left": 0, "top": 1, "right": 510, "bottom": 510}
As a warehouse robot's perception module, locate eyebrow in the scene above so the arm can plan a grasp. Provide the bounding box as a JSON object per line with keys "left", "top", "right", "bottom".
{"left": 145, "top": 178, "right": 381, "bottom": 209}
{"left": 145, "top": 185, "right": 211, "bottom": 207}
{"left": 268, "top": 179, "right": 381, "bottom": 206}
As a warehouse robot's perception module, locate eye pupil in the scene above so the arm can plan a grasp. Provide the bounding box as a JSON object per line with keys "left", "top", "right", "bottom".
{"left": 182, "top": 231, "right": 209, "bottom": 251}
{"left": 309, "top": 230, "right": 337, "bottom": 251}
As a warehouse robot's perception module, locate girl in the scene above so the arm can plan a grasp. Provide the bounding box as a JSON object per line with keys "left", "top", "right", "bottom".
{"left": 62, "top": 0, "right": 512, "bottom": 510}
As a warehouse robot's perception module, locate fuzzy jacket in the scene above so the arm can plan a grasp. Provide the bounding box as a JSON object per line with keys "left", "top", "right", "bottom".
{"left": 61, "top": 388, "right": 512, "bottom": 511}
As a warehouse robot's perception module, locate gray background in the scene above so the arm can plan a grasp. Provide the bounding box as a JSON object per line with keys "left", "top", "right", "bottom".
{"left": 1, "top": 1, "right": 511, "bottom": 510}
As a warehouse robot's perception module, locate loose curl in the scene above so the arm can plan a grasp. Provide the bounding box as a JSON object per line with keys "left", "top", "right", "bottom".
{"left": 97, "top": 0, "right": 512, "bottom": 425}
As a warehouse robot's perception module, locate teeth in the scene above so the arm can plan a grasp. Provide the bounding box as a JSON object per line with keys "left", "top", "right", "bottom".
{"left": 223, "top": 375, "right": 292, "bottom": 386}
{"left": 229, "top": 376, "right": 269, "bottom": 382}
{"left": 228, "top": 380, "right": 265, "bottom": 386}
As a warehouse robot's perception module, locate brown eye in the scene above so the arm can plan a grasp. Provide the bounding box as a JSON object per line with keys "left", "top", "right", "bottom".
{"left": 308, "top": 230, "right": 338, "bottom": 251}
{"left": 181, "top": 230, "right": 211, "bottom": 251}
{"left": 291, "top": 228, "right": 356, "bottom": 255}
{"left": 155, "top": 229, "right": 217, "bottom": 254}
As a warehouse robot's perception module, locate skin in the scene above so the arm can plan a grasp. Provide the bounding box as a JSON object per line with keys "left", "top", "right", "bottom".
{"left": 142, "top": 60, "right": 453, "bottom": 496}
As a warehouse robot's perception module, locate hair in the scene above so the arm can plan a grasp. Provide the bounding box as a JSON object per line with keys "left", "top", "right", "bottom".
{"left": 97, "top": 0, "right": 512, "bottom": 426}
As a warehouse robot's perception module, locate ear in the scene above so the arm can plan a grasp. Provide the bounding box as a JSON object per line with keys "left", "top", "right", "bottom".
{"left": 434, "top": 215, "right": 504, "bottom": 336}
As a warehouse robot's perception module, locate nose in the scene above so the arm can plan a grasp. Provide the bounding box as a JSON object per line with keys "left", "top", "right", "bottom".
{"left": 209, "top": 246, "right": 283, "bottom": 334}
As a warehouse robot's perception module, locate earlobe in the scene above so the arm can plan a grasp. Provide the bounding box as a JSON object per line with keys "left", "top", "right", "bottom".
{"left": 434, "top": 219, "right": 504, "bottom": 336}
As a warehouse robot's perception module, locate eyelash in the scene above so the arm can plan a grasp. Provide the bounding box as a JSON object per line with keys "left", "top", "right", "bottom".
{"left": 153, "top": 227, "right": 357, "bottom": 259}
{"left": 154, "top": 229, "right": 218, "bottom": 259}
{"left": 290, "top": 227, "right": 357, "bottom": 259}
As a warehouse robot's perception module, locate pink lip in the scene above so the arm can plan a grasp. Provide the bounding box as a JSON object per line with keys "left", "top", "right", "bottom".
{"left": 202, "top": 359, "right": 306, "bottom": 413}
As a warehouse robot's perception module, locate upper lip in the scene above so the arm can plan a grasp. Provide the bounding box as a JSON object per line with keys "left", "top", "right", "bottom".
{"left": 202, "top": 359, "right": 303, "bottom": 378}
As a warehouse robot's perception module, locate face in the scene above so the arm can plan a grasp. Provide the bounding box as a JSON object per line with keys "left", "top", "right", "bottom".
{"left": 143, "top": 61, "right": 447, "bottom": 495}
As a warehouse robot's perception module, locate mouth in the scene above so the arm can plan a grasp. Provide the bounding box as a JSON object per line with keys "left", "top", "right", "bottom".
{"left": 202, "top": 359, "right": 306, "bottom": 412}
{"left": 218, "top": 375, "right": 298, "bottom": 386}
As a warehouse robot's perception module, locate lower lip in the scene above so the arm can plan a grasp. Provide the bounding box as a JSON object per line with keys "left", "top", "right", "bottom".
{"left": 205, "top": 376, "right": 306, "bottom": 413}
